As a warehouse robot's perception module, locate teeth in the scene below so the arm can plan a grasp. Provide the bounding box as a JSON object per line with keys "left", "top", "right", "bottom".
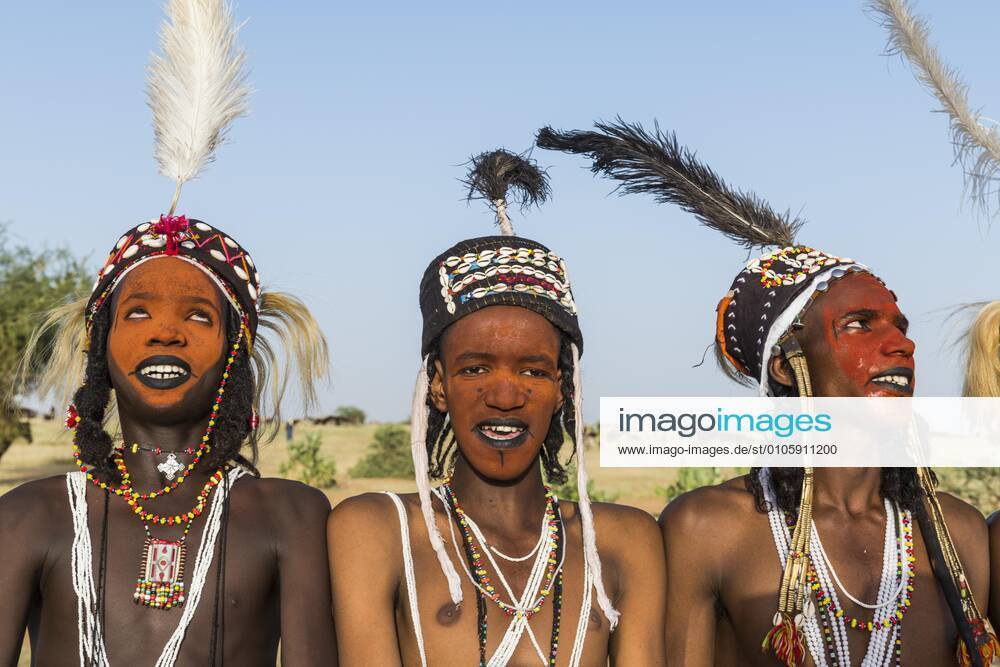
{"left": 874, "top": 374, "right": 909, "bottom": 387}
{"left": 140, "top": 364, "right": 188, "bottom": 378}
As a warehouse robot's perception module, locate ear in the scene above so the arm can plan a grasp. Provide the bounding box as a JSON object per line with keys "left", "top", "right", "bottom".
{"left": 430, "top": 357, "right": 448, "bottom": 413}
{"left": 554, "top": 367, "right": 565, "bottom": 415}
{"left": 768, "top": 353, "right": 795, "bottom": 391}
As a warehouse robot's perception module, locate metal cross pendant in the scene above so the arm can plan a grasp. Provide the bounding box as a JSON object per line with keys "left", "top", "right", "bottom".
{"left": 157, "top": 453, "right": 185, "bottom": 481}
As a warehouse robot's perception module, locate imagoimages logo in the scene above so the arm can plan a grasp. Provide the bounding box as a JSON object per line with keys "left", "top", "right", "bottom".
{"left": 618, "top": 407, "right": 832, "bottom": 438}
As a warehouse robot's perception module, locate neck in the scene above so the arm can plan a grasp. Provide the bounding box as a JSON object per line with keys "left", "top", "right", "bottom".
{"left": 118, "top": 410, "right": 215, "bottom": 490}
{"left": 449, "top": 454, "right": 548, "bottom": 534}
{"left": 813, "top": 467, "right": 883, "bottom": 514}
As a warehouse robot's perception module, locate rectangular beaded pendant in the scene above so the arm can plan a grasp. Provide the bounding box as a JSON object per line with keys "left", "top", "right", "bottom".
{"left": 134, "top": 538, "right": 186, "bottom": 610}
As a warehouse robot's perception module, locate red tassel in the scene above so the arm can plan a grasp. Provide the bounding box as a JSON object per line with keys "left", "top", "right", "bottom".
{"left": 957, "top": 622, "right": 1000, "bottom": 667}
{"left": 64, "top": 404, "right": 79, "bottom": 430}
{"left": 762, "top": 615, "right": 806, "bottom": 667}
{"left": 153, "top": 215, "right": 189, "bottom": 256}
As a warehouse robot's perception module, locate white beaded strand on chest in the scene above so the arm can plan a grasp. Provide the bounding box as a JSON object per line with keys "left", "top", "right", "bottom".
{"left": 68, "top": 467, "right": 245, "bottom": 666}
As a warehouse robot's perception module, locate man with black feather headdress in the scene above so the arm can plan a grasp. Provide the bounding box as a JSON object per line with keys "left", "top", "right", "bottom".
{"left": 538, "top": 119, "right": 996, "bottom": 667}
{"left": 327, "top": 149, "right": 667, "bottom": 665}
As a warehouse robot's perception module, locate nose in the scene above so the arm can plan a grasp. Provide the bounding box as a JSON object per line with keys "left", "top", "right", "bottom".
{"left": 148, "top": 322, "right": 186, "bottom": 347}
{"left": 482, "top": 372, "right": 527, "bottom": 411}
{"left": 882, "top": 327, "right": 915, "bottom": 360}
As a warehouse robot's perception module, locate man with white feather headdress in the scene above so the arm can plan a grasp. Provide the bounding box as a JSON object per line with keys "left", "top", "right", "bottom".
{"left": 538, "top": 118, "right": 996, "bottom": 667}
{"left": 0, "top": 1, "right": 336, "bottom": 664}
{"left": 867, "top": 0, "right": 1000, "bottom": 642}
{"left": 327, "top": 149, "right": 667, "bottom": 665}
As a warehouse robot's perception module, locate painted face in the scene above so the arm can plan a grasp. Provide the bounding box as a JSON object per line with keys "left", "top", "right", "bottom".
{"left": 795, "top": 272, "right": 915, "bottom": 397}
{"left": 107, "top": 258, "right": 229, "bottom": 425}
{"left": 431, "top": 306, "right": 564, "bottom": 482}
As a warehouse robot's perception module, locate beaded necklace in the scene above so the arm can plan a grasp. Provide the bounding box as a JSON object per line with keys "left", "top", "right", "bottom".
{"left": 65, "top": 331, "right": 243, "bottom": 611}
{"left": 439, "top": 480, "right": 565, "bottom": 666}
{"left": 69, "top": 331, "right": 242, "bottom": 497}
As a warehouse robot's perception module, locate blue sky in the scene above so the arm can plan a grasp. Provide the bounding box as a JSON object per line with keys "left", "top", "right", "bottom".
{"left": 3, "top": 2, "right": 998, "bottom": 421}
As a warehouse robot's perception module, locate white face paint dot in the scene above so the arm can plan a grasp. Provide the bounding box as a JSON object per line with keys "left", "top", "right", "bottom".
{"left": 195, "top": 222, "right": 212, "bottom": 232}
{"left": 122, "top": 245, "right": 140, "bottom": 259}
{"left": 209, "top": 249, "right": 226, "bottom": 262}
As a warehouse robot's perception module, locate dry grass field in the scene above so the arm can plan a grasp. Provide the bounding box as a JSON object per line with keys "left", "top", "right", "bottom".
{"left": 2, "top": 420, "right": 995, "bottom": 664}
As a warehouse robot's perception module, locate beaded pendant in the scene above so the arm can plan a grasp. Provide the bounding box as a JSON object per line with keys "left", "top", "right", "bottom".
{"left": 134, "top": 538, "right": 187, "bottom": 610}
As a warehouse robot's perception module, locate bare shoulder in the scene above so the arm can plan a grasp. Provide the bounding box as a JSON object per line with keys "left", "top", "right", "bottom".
{"left": 658, "top": 474, "right": 756, "bottom": 534}
{"left": 238, "top": 475, "right": 330, "bottom": 512}
{"left": 935, "top": 491, "right": 988, "bottom": 543}
{"left": 0, "top": 475, "right": 71, "bottom": 558}
{"left": 589, "top": 501, "right": 659, "bottom": 538}
{"left": 0, "top": 475, "right": 71, "bottom": 526}
{"left": 326, "top": 493, "right": 403, "bottom": 576}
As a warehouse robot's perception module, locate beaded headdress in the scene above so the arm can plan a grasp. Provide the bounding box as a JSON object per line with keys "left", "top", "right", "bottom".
{"left": 410, "top": 148, "right": 619, "bottom": 629}
{"left": 537, "top": 117, "right": 997, "bottom": 666}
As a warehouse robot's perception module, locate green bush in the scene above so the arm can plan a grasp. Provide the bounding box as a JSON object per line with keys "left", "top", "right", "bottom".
{"left": 935, "top": 468, "right": 1000, "bottom": 516}
{"left": 658, "top": 468, "right": 726, "bottom": 503}
{"left": 334, "top": 405, "right": 366, "bottom": 425}
{"left": 280, "top": 432, "right": 337, "bottom": 488}
{"left": 350, "top": 424, "right": 414, "bottom": 478}
{"left": 550, "top": 462, "right": 619, "bottom": 503}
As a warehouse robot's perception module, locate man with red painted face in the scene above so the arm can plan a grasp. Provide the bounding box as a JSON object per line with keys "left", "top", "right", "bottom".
{"left": 0, "top": 220, "right": 336, "bottom": 666}
{"left": 327, "top": 150, "right": 667, "bottom": 665}
{"left": 538, "top": 120, "right": 996, "bottom": 666}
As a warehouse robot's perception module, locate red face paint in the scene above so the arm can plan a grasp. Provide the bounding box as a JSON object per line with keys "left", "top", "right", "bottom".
{"left": 432, "top": 306, "right": 563, "bottom": 481}
{"left": 107, "top": 258, "right": 228, "bottom": 424}
{"left": 798, "top": 273, "right": 915, "bottom": 397}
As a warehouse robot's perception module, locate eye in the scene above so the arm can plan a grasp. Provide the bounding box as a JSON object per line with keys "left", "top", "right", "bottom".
{"left": 188, "top": 310, "right": 213, "bottom": 324}
{"left": 844, "top": 319, "right": 870, "bottom": 332}
{"left": 124, "top": 307, "right": 150, "bottom": 320}
{"left": 522, "top": 368, "right": 552, "bottom": 379}
{"left": 458, "top": 366, "right": 487, "bottom": 377}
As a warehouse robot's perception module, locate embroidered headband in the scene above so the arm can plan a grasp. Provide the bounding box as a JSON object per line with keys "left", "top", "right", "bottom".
{"left": 86, "top": 216, "right": 261, "bottom": 344}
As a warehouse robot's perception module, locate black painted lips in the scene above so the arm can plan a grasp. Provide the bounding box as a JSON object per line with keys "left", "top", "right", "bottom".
{"left": 134, "top": 355, "right": 192, "bottom": 390}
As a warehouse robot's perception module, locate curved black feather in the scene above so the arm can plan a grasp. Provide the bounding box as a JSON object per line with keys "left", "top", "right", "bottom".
{"left": 463, "top": 149, "right": 550, "bottom": 211}
{"left": 536, "top": 119, "right": 802, "bottom": 249}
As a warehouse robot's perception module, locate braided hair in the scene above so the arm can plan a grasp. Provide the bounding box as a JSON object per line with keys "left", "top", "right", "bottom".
{"left": 424, "top": 332, "right": 577, "bottom": 485}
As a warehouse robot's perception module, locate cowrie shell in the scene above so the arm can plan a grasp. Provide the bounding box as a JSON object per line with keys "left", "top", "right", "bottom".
{"left": 210, "top": 249, "right": 226, "bottom": 262}
{"left": 195, "top": 222, "right": 212, "bottom": 232}
{"left": 137, "top": 222, "right": 152, "bottom": 233}
{"left": 248, "top": 283, "right": 258, "bottom": 300}
{"left": 122, "top": 245, "right": 139, "bottom": 259}
{"left": 233, "top": 265, "right": 249, "bottom": 281}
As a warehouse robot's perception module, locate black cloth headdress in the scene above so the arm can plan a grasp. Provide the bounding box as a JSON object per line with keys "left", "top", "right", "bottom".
{"left": 419, "top": 235, "right": 581, "bottom": 356}
{"left": 86, "top": 216, "right": 261, "bottom": 344}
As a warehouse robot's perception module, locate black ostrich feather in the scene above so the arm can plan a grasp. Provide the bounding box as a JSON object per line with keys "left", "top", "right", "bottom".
{"left": 536, "top": 118, "right": 802, "bottom": 249}
{"left": 463, "top": 149, "right": 550, "bottom": 211}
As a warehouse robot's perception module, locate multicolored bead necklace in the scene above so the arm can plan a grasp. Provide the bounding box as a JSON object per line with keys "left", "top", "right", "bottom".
{"left": 440, "top": 480, "right": 565, "bottom": 666}
{"left": 440, "top": 480, "right": 562, "bottom": 619}
{"left": 809, "top": 513, "right": 915, "bottom": 634}
{"left": 68, "top": 331, "right": 242, "bottom": 498}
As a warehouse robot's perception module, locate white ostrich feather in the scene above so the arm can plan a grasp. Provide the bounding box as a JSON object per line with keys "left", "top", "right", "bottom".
{"left": 870, "top": 0, "right": 1000, "bottom": 215}
{"left": 147, "top": 0, "right": 250, "bottom": 214}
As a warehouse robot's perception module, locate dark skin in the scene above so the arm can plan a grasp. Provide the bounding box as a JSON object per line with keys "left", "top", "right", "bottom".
{"left": 659, "top": 273, "right": 990, "bottom": 665}
{"left": 328, "top": 306, "right": 666, "bottom": 665}
{"left": 0, "top": 258, "right": 336, "bottom": 666}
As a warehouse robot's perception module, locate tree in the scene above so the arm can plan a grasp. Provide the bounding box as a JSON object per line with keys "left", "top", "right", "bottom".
{"left": 0, "top": 225, "right": 90, "bottom": 462}
{"left": 333, "top": 405, "right": 366, "bottom": 425}
{"left": 280, "top": 432, "right": 337, "bottom": 488}
{"left": 349, "top": 424, "right": 414, "bottom": 478}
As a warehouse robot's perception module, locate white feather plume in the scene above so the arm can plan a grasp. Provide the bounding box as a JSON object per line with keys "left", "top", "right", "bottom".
{"left": 869, "top": 0, "right": 1000, "bottom": 215}
{"left": 147, "top": 0, "right": 251, "bottom": 215}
